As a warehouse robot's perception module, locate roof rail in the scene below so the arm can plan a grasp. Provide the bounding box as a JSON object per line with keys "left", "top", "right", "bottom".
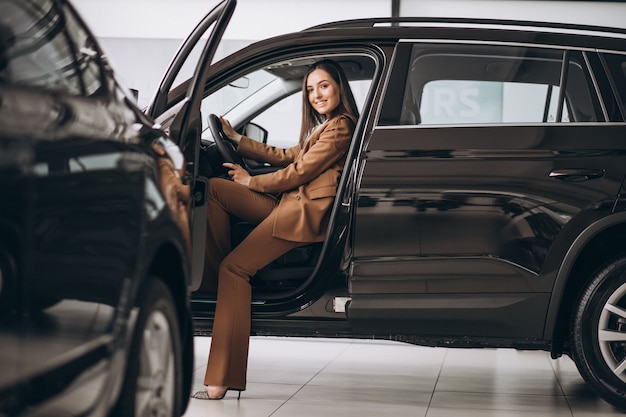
{"left": 306, "top": 17, "right": 626, "bottom": 36}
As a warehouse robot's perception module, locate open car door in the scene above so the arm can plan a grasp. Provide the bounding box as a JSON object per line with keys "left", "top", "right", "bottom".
{"left": 147, "top": 0, "right": 236, "bottom": 291}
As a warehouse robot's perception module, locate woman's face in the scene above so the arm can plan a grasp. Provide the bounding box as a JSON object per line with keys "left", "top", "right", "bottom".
{"left": 306, "top": 68, "right": 340, "bottom": 118}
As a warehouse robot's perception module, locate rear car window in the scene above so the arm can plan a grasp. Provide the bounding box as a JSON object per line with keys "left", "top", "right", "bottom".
{"left": 380, "top": 43, "right": 602, "bottom": 125}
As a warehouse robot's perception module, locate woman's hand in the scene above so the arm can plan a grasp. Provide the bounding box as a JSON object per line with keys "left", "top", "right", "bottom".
{"left": 219, "top": 116, "right": 243, "bottom": 144}
{"left": 223, "top": 162, "right": 251, "bottom": 187}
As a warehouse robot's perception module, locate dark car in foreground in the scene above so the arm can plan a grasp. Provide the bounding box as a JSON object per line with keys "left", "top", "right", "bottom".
{"left": 146, "top": 0, "right": 626, "bottom": 409}
{"left": 0, "top": 0, "right": 203, "bottom": 415}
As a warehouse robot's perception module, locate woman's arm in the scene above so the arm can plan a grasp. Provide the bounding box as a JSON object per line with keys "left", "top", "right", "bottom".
{"left": 220, "top": 115, "right": 299, "bottom": 166}
{"left": 238, "top": 137, "right": 300, "bottom": 167}
{"left": 247, "top": 116, "right": 353, "bottom": 194}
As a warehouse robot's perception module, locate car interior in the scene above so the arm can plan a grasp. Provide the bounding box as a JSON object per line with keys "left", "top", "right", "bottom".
{"left": 195, "top": 53, "right": 376, "bottom": 298}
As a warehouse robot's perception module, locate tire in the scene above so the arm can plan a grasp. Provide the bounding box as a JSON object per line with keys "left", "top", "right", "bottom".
{"left": 111, "top": 278, "right": 184, "bottom": 417}
{"left": 571, "top": 256, "right": 626, "bottom": 409}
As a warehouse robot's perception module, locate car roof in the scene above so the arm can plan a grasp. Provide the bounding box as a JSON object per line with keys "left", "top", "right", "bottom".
{"left": 220, "top": 19, "right": 626, "bottom": 68}
{"left": 308, "top": 17, "right": 626, "bottom": 37}
{"left": 183, "top": 13, "right": 626, "bottom": 111}
{"left": 293, "top": 18, "right": 626, "bottom": 52}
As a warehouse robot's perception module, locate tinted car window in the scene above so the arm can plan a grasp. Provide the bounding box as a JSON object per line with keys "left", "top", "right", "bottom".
{"left": 420, "top": 79, "right": 570, "bottom": 123}
{"left": 0, "top": 0, "right": 102, "bottom": 96}
{"left": 381, "top": 43, "right": 601, "bottom": 125}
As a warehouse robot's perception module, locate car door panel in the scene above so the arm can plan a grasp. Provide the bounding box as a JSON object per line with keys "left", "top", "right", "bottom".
{"left": 150, "top": 0, "right": 235, "bottom": 292}
{"left": 349, "top": 123, "right": 626, "bottom": 338}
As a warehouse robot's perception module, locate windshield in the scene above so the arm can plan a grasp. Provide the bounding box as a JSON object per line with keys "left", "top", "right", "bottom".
{"left": 201, "top": 68, "right": 277, "bottom": 117}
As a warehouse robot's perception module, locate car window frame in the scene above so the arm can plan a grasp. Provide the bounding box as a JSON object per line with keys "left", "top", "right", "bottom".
{"left": 378, "top": 40, "right": 609, "bottom": 127}
{"left": 200, "top": 48, "right": 380, "bottom": 145}
{"left": 600, "top": 51, "right": 626, "bottom": 121}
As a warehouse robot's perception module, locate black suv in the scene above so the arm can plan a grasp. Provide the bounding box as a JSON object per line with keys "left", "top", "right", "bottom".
{"left": 0, "top": 0, "right": 195, "bottom": 416}
{"left": 152, "top": 0, "right": 626, "bottom": 408}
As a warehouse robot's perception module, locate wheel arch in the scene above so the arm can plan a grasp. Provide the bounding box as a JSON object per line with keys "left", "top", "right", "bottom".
{"left": 545, "top": 211, "right": 626, "bottom": 358}
{"left": 148, "top": 241, "right": 191, "bottom": 319}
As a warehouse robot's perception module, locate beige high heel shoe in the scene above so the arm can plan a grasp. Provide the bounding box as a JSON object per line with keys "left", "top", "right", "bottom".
{"left": 192, "top": 387, "right": 242, "bottom": 400}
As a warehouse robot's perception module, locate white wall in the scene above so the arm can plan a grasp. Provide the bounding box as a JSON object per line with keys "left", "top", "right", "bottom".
{"left": 398, "top": 0, "right": 626, "bottom": 29}
{"left": 71, "top": 0, "right": 625, "bottom": 107}
{"left": 72, "top": 0, "right": 392, "bottom": 40}
{"left": 71, "top": 0, "right": 391, "bottom": 106}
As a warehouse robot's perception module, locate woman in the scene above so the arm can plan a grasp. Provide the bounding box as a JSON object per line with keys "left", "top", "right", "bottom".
{"left": 193, "top": 59, "right": 359, "bottom": 400}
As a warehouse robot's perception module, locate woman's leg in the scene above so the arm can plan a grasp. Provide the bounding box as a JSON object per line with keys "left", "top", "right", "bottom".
{"left": 200, "top": 177, "right": 279, "bottom": 292}
{"left": 203, "top": 206, "right": 303, "bottom": 391}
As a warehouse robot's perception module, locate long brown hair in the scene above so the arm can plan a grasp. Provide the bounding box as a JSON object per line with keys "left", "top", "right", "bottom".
{"left": 298, "top": 59, "right": 359, "bottom": 146}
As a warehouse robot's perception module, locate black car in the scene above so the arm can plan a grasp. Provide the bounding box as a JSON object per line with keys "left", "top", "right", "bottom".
{"left": 0, "top": 0, "right": 209, "bottom": 416}
{"left": 145, "top": 0, "right": 626, "bottom": 409}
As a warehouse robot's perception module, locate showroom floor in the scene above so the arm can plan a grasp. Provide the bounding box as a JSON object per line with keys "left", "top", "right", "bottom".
{"left": 183, "top": 336, "right": 624, "bottom": 417}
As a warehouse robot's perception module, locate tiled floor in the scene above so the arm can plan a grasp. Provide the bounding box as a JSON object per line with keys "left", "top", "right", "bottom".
{"left": 184, "top": 336, "right": 625, "bottom": 417}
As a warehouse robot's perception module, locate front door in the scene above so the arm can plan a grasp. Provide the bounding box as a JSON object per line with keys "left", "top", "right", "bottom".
{"left": 147, "top": 0, "right": 236, "bottom": 291}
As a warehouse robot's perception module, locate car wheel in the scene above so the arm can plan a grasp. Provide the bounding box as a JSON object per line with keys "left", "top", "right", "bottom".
{"left": 112, "top": 278, "right": 183, "bottom": 417}
{"left": 571, "top": 256, "right": 626, "bottom": 409}
{"left": 0, "top": 248, "right": 17, "bottom": 318}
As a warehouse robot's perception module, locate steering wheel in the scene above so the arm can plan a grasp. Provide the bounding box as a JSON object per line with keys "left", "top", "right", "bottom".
{"left": 208, "top": 113, "right": 245, "bottom": 166}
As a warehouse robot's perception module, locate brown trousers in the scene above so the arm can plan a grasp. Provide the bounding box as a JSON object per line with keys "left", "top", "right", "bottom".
{"left": 202, "top": 178, "right": 303, "bottom": 390}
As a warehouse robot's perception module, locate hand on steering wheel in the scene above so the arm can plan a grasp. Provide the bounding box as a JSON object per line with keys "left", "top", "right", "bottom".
{"left": 208, "top": 113, "right": 245, "bottom": 166}
{"left": 218, "top": 116, "right": 242, "bottom": 144}
{"left": 223, "top": 162, "right": 251, "bottom": 187}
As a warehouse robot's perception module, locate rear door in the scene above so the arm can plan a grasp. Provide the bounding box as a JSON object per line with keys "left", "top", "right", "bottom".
{"left": 146, "top": 0, "right": 235, "bottom": 291}
{"left": 348, "top": 40, "right": 626, "bottom": 339}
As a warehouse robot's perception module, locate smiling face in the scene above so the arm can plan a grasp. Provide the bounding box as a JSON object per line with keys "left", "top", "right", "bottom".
{"left": 306, "top": 68, "right": 341, "bottom": 118}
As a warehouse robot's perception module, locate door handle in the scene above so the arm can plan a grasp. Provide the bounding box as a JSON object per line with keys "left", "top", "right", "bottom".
{"left": 549, "top": 169, "right": 605, "bottom": 182}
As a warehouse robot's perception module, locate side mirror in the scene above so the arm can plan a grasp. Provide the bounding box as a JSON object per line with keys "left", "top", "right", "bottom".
{"left": 242, "top": 122, "right": 268, "bottom": 144}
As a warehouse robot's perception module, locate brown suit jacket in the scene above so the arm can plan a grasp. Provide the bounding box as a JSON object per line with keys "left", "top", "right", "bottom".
{"left": 237, "top": 115, "right": 354, "bottom": 243}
